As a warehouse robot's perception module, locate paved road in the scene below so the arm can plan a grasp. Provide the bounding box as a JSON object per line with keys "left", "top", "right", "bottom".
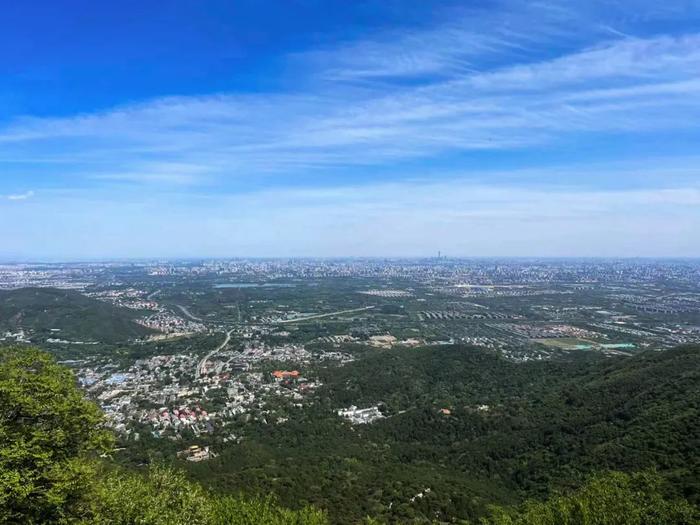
{"left": 198, "top": 329, "right": 233, "bottom": 376}
{"left": 176, "top": 304, "right": 203, "bottom": 322}
{"left": 275, "top": 305, "right": 375, "bottom": 324}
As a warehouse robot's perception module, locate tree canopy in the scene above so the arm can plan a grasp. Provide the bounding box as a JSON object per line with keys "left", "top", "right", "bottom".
{"left": 0, "top": 346, "right": 111, "bottom": 523}
{"left": 480, "top": 471, "right": 698, "bottom": 525}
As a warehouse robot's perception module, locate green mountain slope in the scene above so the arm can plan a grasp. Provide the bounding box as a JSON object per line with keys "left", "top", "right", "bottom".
{"left": 0, "top": 287, "right": 156, "bottom": 343}
{"left": 480, "top": 470, "right": 698, "bottom": 525}
{"left": 1, "top": 344, "right": 697, "bottom": 524}
{"left": 347, "top": 345, "right": 700, "bottom": 499}
{"left": 179, "top": 345, "right": 699, "bottom": 523}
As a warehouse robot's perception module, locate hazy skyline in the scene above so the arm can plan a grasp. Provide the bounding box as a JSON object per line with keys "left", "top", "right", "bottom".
{"left": 2, "top": 0, "right": 700, "bottom": 259}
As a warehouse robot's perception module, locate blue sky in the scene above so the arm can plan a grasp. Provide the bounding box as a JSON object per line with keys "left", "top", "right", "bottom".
{"left": 1, "top": 0, "right": 700, "bottom": 259}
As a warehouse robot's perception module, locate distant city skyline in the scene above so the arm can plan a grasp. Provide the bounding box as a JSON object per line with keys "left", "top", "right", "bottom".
{"left": 1, "top": 1, "right": 699, "bottom": 259}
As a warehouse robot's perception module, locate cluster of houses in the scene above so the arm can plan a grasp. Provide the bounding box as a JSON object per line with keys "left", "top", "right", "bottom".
{"left": 337, "top": 405, "right": 385, "bottom": 425}
{"left": 177, "top": 445, "right": 215, "bottom": 462}
{"left": 144, "top": 406, "right": 214, "bottom": 437}
{"left": 76, "top": 339, "right": 337, "bottom": 447}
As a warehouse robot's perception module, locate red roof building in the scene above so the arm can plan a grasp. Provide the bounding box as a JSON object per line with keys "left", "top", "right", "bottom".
{"left": 272, "top": 370, "right": 300, "bottom": 379}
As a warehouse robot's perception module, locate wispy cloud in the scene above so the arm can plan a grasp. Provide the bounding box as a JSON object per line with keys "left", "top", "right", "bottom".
{"left": 90, "top": 162, "right": 213, "bottom": 186}
{"left": 0, "top": 0, "right": 699, "bottom": 214}
{"left": 4, "top": 191, "right": 35, "bottom": 201}
{"left": 296, "top": 0, "right": 589, "bottom": 81}
{"left": 2, "top": 24, "right": 699, "bottom": 188}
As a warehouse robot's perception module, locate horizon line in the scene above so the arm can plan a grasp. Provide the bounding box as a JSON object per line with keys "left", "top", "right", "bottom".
{"left": 2, "top": 255, "right": 700, "bottom": 265}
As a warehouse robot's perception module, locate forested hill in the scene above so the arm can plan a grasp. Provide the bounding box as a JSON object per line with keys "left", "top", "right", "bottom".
{"left": 0, "top": 344, "right": 698, "bottom": 524}
{"left": 330, "top": 344, "right": 700, "bottom": 498}
{"left": 181, "top": 345, "right": 699, "bottom": 523}
{"left": 0, "top": 287, "right": 155, "bottom": 343}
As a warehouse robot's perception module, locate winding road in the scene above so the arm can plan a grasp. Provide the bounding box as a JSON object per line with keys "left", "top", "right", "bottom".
{"left": 198, "top": 329, "right": 233, "bottom": 377}
{"left": 176, "top": 304, "right": 203, "bottom": 322}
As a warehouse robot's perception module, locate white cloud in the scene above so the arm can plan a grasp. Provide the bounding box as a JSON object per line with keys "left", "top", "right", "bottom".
{"left": 464, "top": 34, "right": 700, "bottom": 91}
{"left": 297, "top": 0, "right": 589, "bottom": 80}
{"left": 1, "top": 26, "right": 699, "bottom": 186}
{"left": 5, "top": 191, "right": 35, "bottom": 201}
{"left": 90, "top": 162, "right": 212, "bottom": 186}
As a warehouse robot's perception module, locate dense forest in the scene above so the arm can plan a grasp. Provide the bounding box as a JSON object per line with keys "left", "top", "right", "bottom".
{"left": 178, "top": 345, "right": 700, "bottom": 523}
{"left": 1, "top": 344, "right": 698, "bottom": 524}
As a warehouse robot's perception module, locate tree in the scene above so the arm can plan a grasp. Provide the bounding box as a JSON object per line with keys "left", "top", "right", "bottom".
{"left": 90, "top": 465, "right": 211, "bottom": 525}
{"left": 210, "top": 492, "right": 328, "bottom": 525}
{"left": 0, "top": 346, "right": 112, "bottom": 524}
{"left": 480, "top": 471, "right": 698, "bottom": 525}
{"left": 90, "top": 464, "right": 328, "bottom": 525}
